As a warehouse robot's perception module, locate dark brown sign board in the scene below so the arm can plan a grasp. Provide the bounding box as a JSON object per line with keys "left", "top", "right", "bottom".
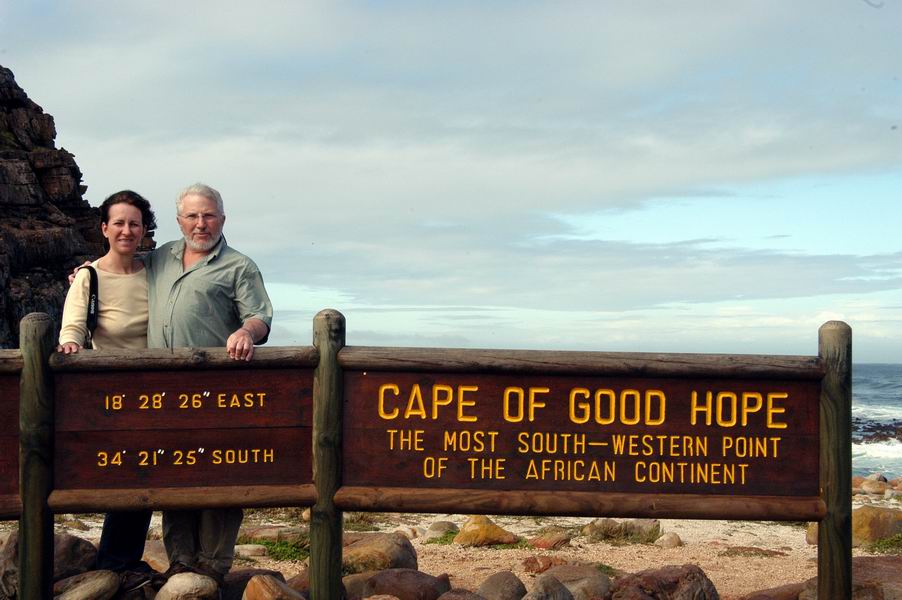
{"left": 344, "top": 372, "right": 819, "bottom": 496}
{"left": 335, "top": 346, "right": 829, "bottom": 521}
{"left": 45, "top": 351, "right": 317, "bottom": 513}
{"left": 0, "top": 371, "right": 19, "bottom": 519}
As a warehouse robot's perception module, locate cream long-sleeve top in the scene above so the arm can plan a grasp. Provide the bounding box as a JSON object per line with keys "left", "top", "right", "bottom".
{"left": 58, "top": 261, "right": 149, "bottom": 350}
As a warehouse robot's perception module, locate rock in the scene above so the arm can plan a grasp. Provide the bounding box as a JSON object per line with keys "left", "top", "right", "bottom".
{"left": 805, "top": 522, "right": 818, "bottom": 546}
{"left": 477, "top": 571, "right": 527, "bottom": 600}
{"left": 53, "top": 570, "right": 119, "bottom": 600}
{"left": 543, "top": 565, "right": 611, "bottom": 600}
{"left": 235, "top": 544, "right": 268, "bottom": 558}
{"left": 798, "top": 555, "right": 902, "bottom": 600}
{"left": 143, "top": 538, "right": 170, "bottom": 572}
{"left": 394, "top": 526, "right": 426, "bottom": 540}
{"left": 528, "top": 529, "right": 571, "bottom": 550}
{"left": 454, "top": 516, "right": 519, "bottom": 547}
{"left": 343, "top": 532, "right": 418, "bottom": 574}
{"left": 155, "top": 572, "right": 220, "bottom": 600}
{"left": 53, "top": 531, "right": 98, "bottom": 580}
{"left": 861, "top": 479, "right": 889, "bottom": 495}
{"left": 851, "top": 475, "right": 866, "bottom": 492}
{"left": 609, "top": 564, "right": 718, "bottom": 599}
{"left": 242, "top": 574, "right": 305, "bottom": 599}
{"left": 424, "top": 521, "right": 459, "bottom": 541}
{"left": 301, "top": 508, "right": 311, "bottom": 522}
{"left": 738, "top": 581, "right": 806, "bottom": 600}
{"left": 223, "top": 569, "right": 286, "bottom": 600}
{"left": 0, "top": 529, "right": 18, "bottom": 599}
{"left": 522, "top": 574, "right": 574, "bottom": 600}
{"left": 285, "top": 569, "right": 309, "bottom": 593}
{"left": 581, "top": 518, "right": 660, "bottom": 542}
{"left": 852, "top": 505, "right": 902, "bottom": 547}
{"left": 890, "top": 477, "right": 902, "bottom": 490}
{"left": 239, "top": 526, "right": 308, "bottom": 545}
{"left": 437, "top": 590, "right": 486, "bottom": 600}
{"left": 654, "top": 532, "right": 683, "bottom": 548}
{"left": 343, "top": 571, "right": 378, "bottom": 600}
{"left": 0, "top": 65, "right": 144, "bottom": 349}
{"left": 866, "top": 473, "right": 889, "bottom": 482}
{"left": 362, "top": 569, "right": 452, "bottom": 600}
{"left": 522, "top": 556, "right": 569, "bottom": 575}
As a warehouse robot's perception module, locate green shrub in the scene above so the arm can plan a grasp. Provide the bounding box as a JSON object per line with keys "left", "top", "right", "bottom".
{"left": 869, "top": 533, "right": 902, "bottom": 555}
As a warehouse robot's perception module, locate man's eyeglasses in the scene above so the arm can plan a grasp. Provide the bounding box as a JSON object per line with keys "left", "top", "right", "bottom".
{"left": 178, "top": 213, "right": 221, "bottom": 222}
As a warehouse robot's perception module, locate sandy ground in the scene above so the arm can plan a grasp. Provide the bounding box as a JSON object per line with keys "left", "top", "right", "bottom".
{"left": 2, "top": 496, "right": 896, "bottom": 600}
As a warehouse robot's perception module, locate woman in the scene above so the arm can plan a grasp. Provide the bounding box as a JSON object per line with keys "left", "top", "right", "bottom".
{"left": 58, "top": 190, "right": 159, "bottom": 592}
{"left": 58, "top": 190, "right": 154, "bottom": 354}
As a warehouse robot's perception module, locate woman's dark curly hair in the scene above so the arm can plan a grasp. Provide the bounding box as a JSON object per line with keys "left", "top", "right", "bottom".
{"left": 100, "top": 190, "right": 157, "bottom": 231}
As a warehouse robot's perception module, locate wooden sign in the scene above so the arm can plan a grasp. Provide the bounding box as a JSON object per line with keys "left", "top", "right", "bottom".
{"left": 0, "top": 371, "right": 19, "bottom": 518}
{"left": 343, "top": 371, "right": 819, "bottom": 496}
{"left": 53, "top": 368, "right": 313, "bottom": 491}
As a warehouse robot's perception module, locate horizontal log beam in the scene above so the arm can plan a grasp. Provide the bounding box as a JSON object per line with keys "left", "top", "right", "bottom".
{"left": 50, "top": 346, "right": 318, "bottom": 372}
{"left": 0, "top": 495, "right": 21, "bottom": 520}
{"left": 338, "top": 346, "right": 825, "bottom": 380}
{"left": 334, "top": 486, "right": 826, "bottom": 521}
{"left": 0, "top": 350, "right": 23, "bottom": 373}
{"left": 49, "top": 484, "right": 316, "bottom": 512}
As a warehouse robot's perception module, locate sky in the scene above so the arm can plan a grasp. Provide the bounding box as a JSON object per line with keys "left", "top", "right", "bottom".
{"left": 2, "top": 1, "right": 901, "bottom": 362}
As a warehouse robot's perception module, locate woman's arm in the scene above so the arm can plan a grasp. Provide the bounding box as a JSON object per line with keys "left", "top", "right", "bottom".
{"left": 57, "top": 268, "right": 92, "bottom": 352}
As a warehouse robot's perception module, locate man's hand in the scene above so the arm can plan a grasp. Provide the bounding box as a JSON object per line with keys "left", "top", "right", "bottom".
{"left": 226, "top": 328, "right": 256, "bottom": 361}
{"left": 56, "top": 342, "right": 82, "bottom": 354}
{"left": 68, "top": 261, "right": 92, "bottom": 285}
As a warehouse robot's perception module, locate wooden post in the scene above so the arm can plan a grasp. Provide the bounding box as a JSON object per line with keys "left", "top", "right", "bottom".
{"left": 18, "top": 313, "right": 55, "bottom": 600}
{"left": 310, "top": 309, "right": 345, "bottom": 600}
{"left": 818, "top": 321, "right": 852, "bottom": 600}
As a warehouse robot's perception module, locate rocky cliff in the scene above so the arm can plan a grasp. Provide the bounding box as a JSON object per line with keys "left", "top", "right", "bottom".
{"left": 0, "top": 65, "right": 145, "bottom": 348}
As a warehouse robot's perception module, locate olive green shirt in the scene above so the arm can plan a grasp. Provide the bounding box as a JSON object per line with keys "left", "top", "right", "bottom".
{"left": 144, "top": 237, "right": 272, "bottom": 349}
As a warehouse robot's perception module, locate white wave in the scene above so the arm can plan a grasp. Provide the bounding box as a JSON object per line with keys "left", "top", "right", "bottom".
{"left": 852, "top": 439, "right": 902, "bottom": 478}
{"left": 852, "top": 405, "right": 902, "bottom": 422}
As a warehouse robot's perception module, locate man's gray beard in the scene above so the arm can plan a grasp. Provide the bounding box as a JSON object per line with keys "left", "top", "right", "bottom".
{"left": 184, "top": 233, "right": 220, "bottom": 252}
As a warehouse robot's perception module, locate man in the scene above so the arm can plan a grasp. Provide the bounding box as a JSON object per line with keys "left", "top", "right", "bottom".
{"left": 90, "top": 183, "right": 272, "bottom": 592}
{"left": 146, "top": 183, "right": 272, "bottom": 585}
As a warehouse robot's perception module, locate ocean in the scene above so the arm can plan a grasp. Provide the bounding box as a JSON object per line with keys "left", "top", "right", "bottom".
{"left": 852, "top": 363, "right": 902, "bottom": 479}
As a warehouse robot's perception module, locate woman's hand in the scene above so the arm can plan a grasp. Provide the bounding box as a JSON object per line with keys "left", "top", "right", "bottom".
{"left": 56, "top": 342, "right": 82, "bottom": 354}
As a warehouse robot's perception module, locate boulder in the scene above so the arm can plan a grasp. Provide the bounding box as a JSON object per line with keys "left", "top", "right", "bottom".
{"left": 522, "top": 574, "right": 574, "bottom": 600}
{"left": 143, "top": 538, "right": 170, "bottom": 572}
{"left": 528, "top": 529, "right": 571, "bottom": 550}
{"left": 343, "top": 532, "right": 418, "bottom": 574}
{"left": 799, "top": 555, "right": 902, "bottom": 600}
{"left": 454, "top": 516, "right": 518, "bottom": 547}
{"left": 285, "top": 569, "right": 309, "bottom": 593}
{"left": 53, "top": 570, "right": 119, "bottom": 600}
{"left": 53, "top": 531, "right": 99, "bottom": 580}
{"left": 543, "top": 565, "right": 611, "bottom": 600}
{"left": 424, "top": 521, "right": 459, "bottom": 541}
{"left": 223, "top": 569, "right": 286, "bottom": 600}
{"left": 343, "top": 571, "right": 378, "bottom": 600}
{"left": 394, "top": 527, "right": 427, "bottom": 540}
{"left": 581, "top": 518, "right": 660, "bottom": 542}
{"left": 362, "top": 569, "right": 452, "bottom": 600}
{"left": 738, "top": 581, "right": 806, "bottom": 600}
{"left": 861, "top": 479, "right": 889, "bottom": 495}
{"left": 155, "top": 572, "right": 220, "bottom": 600}
{"left": 654, "top": 533, "right": 683, "bottom": 549}
{"left": 235, "top": 544, "right": 268, "bottom": 558}
{"left": 609, "top": 564, "right": 718, "bottom": 599}
{"left": 851, "top": 505, "right": 902, "bottom": 547}
{"left": 438, "top": 591, "right": 486, "bottom": 600}
{"left": 522, "top": 556, "right": 569, "bottom": 575}
{"left": 477, "top": 571, "right": 527, "bottom": 600}
{"left": 242, "top": 574, "right": 305, "bottom": 599}
{"left": 239, "top": 526, "right": 308, "bottom": 545}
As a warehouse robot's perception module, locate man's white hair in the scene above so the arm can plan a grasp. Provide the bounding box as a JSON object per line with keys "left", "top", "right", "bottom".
{"left": 176, "top": 183, "right": 225, "bottom": 215}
